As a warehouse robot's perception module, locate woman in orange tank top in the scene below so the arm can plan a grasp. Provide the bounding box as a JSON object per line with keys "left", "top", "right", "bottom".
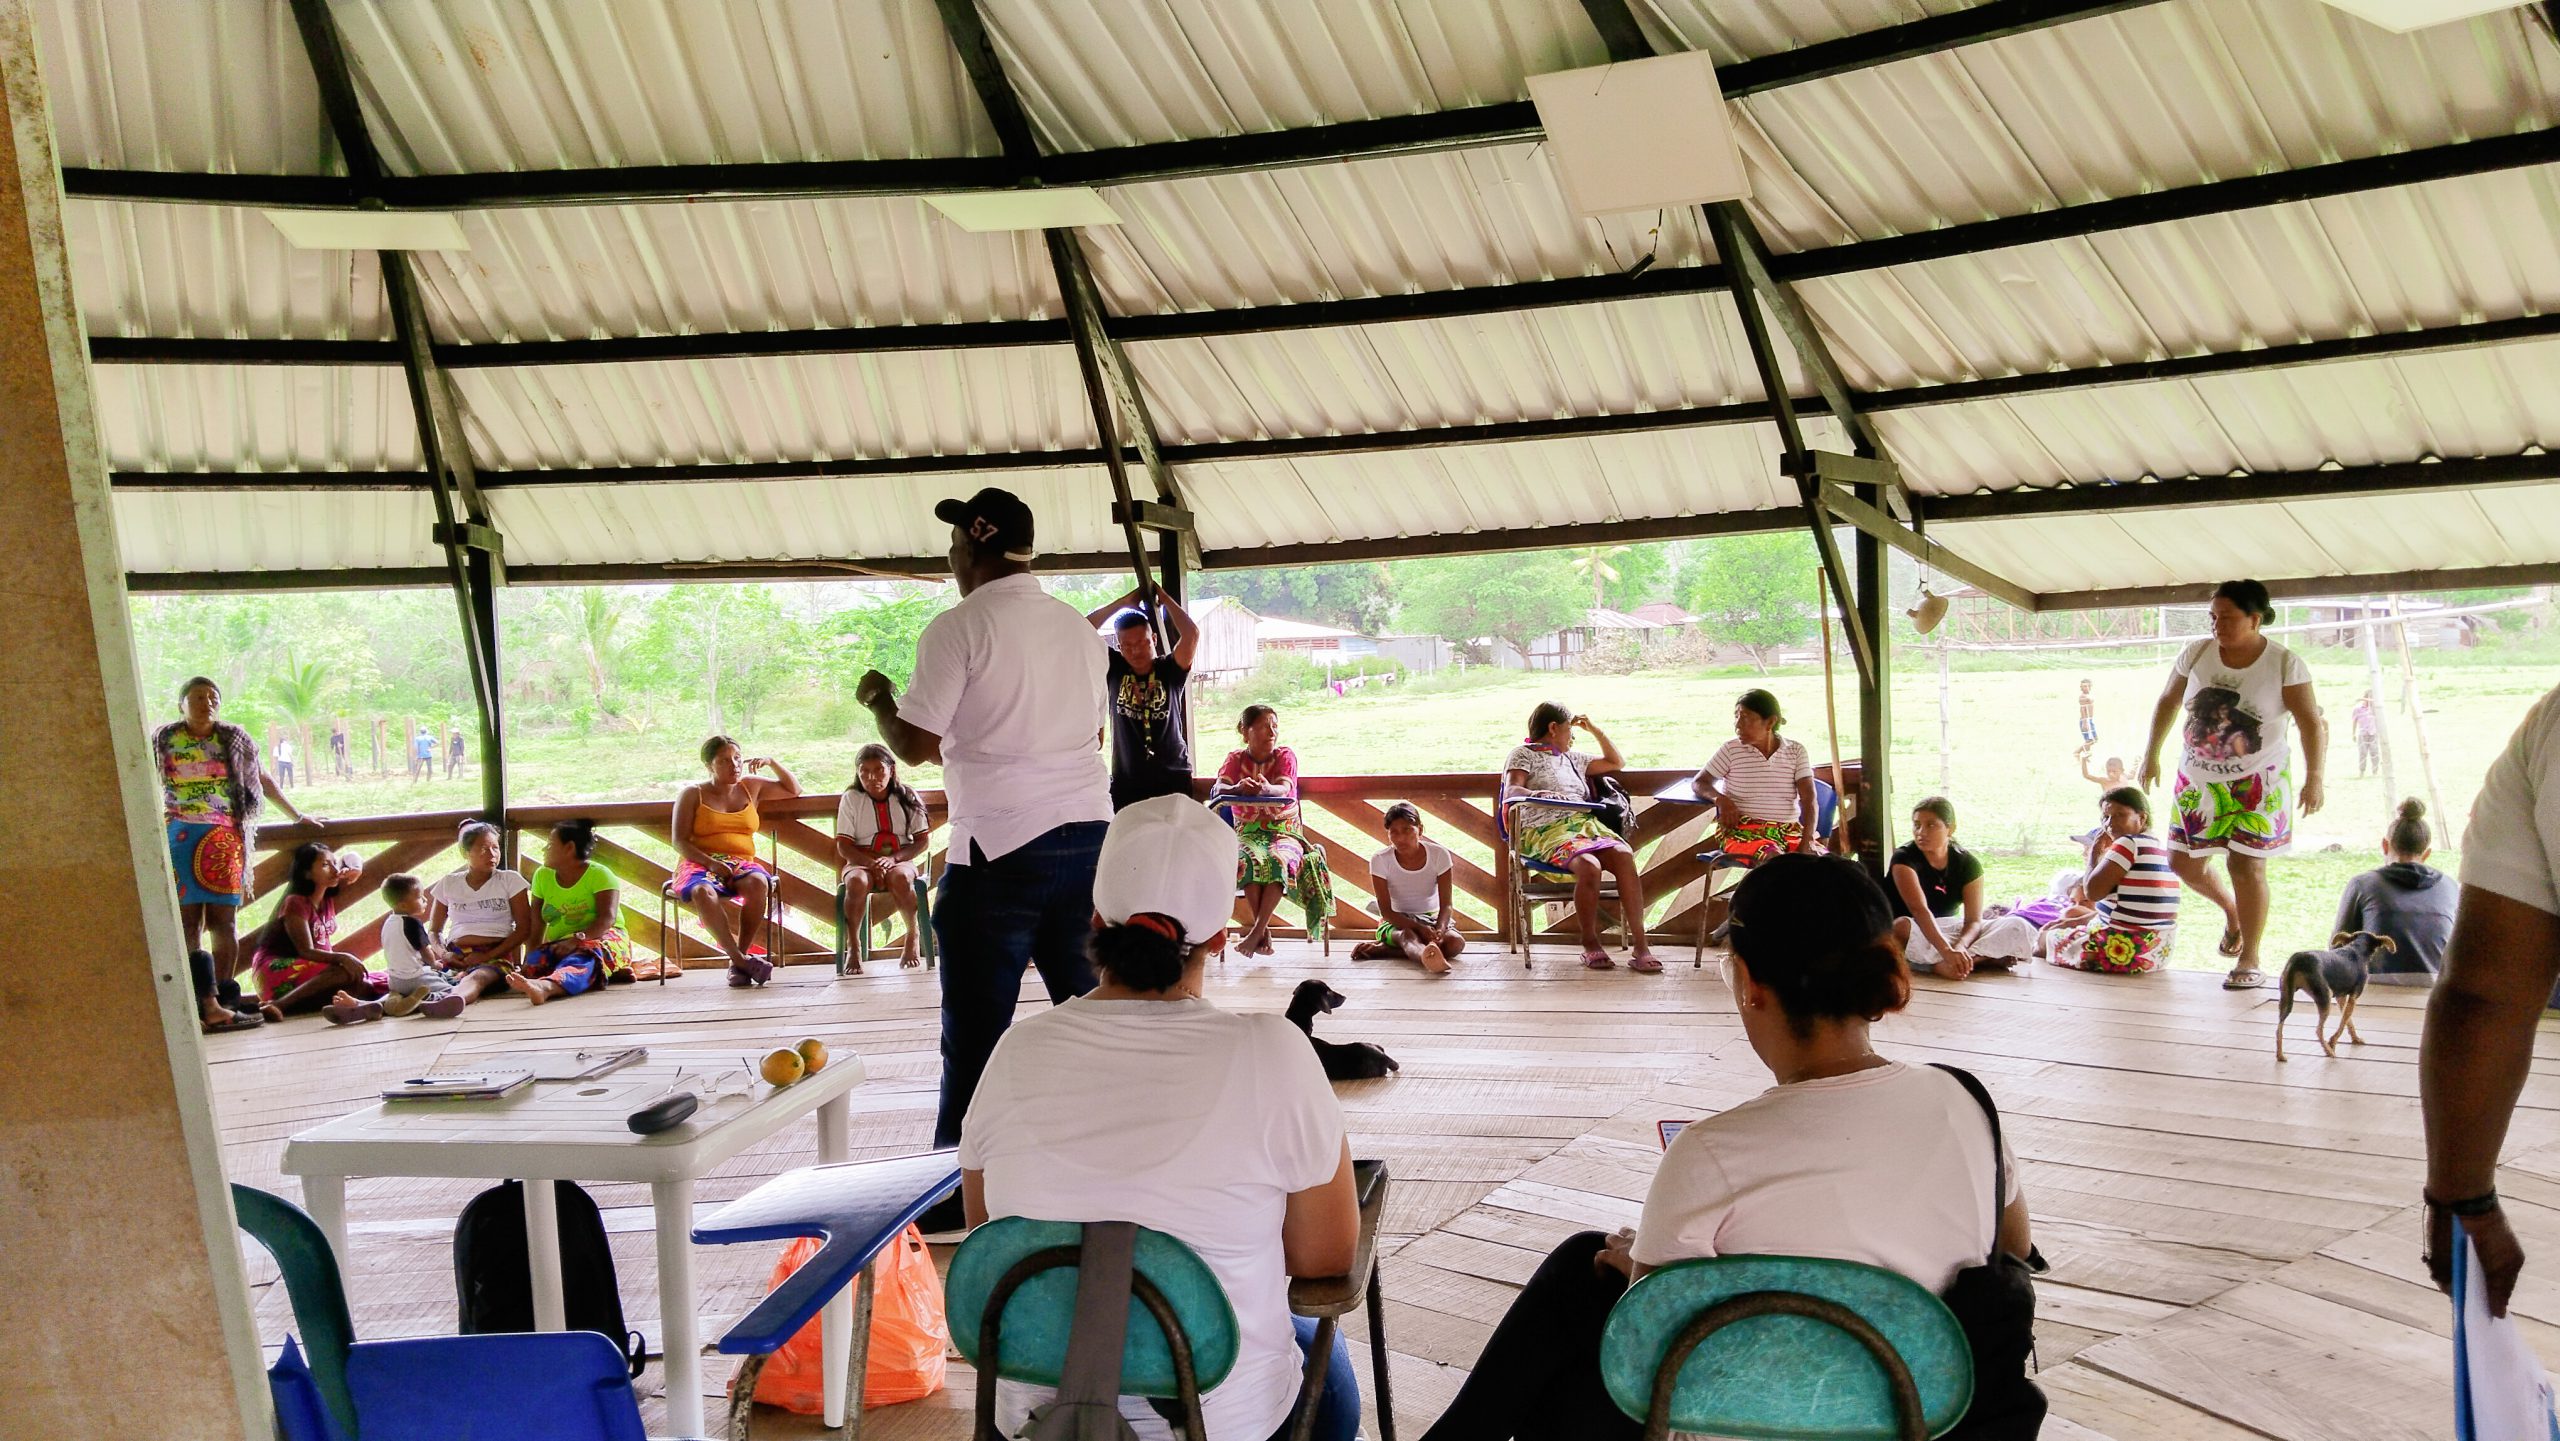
{"left": 673, "top": 734, "right": 801, "bottom": 985}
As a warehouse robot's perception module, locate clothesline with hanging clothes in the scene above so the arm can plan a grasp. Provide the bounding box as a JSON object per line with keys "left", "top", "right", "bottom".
{"left": 1926, "top": 596, "right": 2545, "bottom": 653}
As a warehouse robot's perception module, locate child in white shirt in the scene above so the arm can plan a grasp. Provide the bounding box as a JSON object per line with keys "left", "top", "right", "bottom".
{"left": 323, "top": 872, "right": 457, "bottom": 1025}
{"left": 1362, "top": 803, "right": 1461, "bottom": 975}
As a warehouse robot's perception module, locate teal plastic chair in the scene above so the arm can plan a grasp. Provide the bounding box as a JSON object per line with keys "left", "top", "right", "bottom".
{"left": 1599, "top": 1255, "right": 1973, "bottom": 1441}
{"left": 946, "top": 1218, "right": 1241, "bottom": 1440}
{"left": 232, "top": 1183, "right": 360, "bottom": 1441}
{"left": 834, "top": 866, "right": 937, "bottom": 974}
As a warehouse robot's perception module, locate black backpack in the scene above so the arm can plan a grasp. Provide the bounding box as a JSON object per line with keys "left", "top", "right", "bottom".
{"left": 454, "top": 1179, "right": 648, "bottom": 1378}
{"left": 1931, "top": 1065, "right": 2050, "bottom": 1440}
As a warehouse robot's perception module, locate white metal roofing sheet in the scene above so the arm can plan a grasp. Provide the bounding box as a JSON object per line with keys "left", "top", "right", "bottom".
{"left": 112, "top": 488, "right": 441, "bottom": 573}
{"left": 34, "top": 0, "right": 327, "bottom": 173}
{"left": 1932, "top": 480, "right": 2560, "bottom": 593}
{"left": 67, "top": 199, "right": 387, "bottom": 341}
{"left": 485, "top": 469, "right": 1121, "bottom": 567}
{"left": 327, "top": 0, "right": 993, "bottom": 174}
{"left": 93, "top": 364, "right": 420, "bottom": 473}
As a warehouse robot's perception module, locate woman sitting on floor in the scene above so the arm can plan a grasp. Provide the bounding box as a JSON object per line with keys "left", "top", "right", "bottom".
{"left": 2044, "top": 786, "right": 2180, "bottom": 974}
{"left": 1214, "top": 705, "right": 1334, "bottom": 956}
{"left": 2332, "top": 798, "right": 2456, "bottom": 985}
{"left": 1360, "top": 802, "right": 1462, "bottom": 975}
{"left": 957, "top": 796, "right": 1361, "bottom": 1441}
{"left": 253, "top": 843, "right": 385, "bottom": 1015}
{"left": 671, "top": 734, "right": 801, "bottom": 986}
{"left": 423, "top": 819, "right": 530, "bottom": 1010}
{"left": 1505, "top": 703, "right": 1657, "bottom": 972}
{"left": 1420, "top": 854, "right": 2038, "bottom": 1440}
{"left": 833, "top": 742, "right": 931, "bottom": 972}
{"left": 1891, "top": 797, "right": 2036, "bottom": 980}
{"left": 515, "top": 819, "right": 632, "bottom": 1004}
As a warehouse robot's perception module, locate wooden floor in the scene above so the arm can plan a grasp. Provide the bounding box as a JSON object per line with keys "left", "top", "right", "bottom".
{"left": 209, "top": 944, "right": 2560, "bottom": 1440}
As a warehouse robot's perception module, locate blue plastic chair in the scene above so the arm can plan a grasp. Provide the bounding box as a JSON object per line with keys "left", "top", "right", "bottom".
{"left": 690, "top": 1151, "right": 963, "bottom": 1438}
{"left": 947, "top": 1217, "right": 1242, "bottom": 1440}
{"left": 231, "top": 1183, "right": 683, "bottom": 1441}
{"left": 1496, "top": 787, "right": 1628, "bottom": 969}
{"left": 1598, "top": 1255, "right": 1973, "bottom": 1440}
{"left": 1693, "top": 777, "right": 1837, "bottom": 965}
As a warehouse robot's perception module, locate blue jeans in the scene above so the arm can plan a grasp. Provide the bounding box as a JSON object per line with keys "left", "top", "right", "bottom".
{"left": 1281, "top": 1316, "right": 1361, "bottom": 1441}
{"left": 931, "top": 821, "right": 1108, "bottom": 1148}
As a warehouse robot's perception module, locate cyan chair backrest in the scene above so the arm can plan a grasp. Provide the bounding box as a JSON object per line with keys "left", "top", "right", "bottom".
{"left": 232, "top": 1183, "right": 360, "bottom": 1441}
{"left": 1599, "top": 1255, "right": 1972, "bottom": 1440}
{"left": 946, "top": 1217, "right": 1240, "bottom": 1398}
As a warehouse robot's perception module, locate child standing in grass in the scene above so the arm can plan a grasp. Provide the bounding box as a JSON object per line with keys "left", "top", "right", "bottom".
{"left": 1362, "top": 803, "right": 1460, "bottom": 975}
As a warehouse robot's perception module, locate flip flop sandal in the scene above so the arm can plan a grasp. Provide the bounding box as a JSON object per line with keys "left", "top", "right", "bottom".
{"left": 1582, "top": 952, "right": 1617, "bottom": 970}
{"left": 2218, "top": 923, "right": 2244, "bottom": 958}
{"left": 201, "top": 1012, "right": 259, "bottom": 1034}
{"left": 2222, "top": 968, "right": 2266, "bottom": 990}
{"left": 1628, "top": 954, "right": 1664, "bottom": 974}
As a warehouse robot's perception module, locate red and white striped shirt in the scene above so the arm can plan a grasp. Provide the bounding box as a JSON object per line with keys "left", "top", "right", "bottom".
{"left": 2096, "top": 831, "right": 2179, "bottom": 929}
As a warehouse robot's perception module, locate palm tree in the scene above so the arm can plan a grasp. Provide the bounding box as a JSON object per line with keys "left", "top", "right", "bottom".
{"left": 266, "top": 657, "right": 330, "bottom": 784}
{"left": 570, "top": 589, "right": 626, "bottom": 714}
{"left": 1569, "top": 545, "right": 1629, "bottom": 610}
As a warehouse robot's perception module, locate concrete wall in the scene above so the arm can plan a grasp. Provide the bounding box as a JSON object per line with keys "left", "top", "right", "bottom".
{"left": 0, "top": 5, "right": 263, "bottom": 1434}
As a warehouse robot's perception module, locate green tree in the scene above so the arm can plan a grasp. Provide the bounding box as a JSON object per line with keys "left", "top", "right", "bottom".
{"left": 1683, "top": 532, "right": 1819, "bottom": 672}
{"left": 1569, "top": 546, "right": 1628, "bottom": 610}
{"left": 266, "top": 655, "right": 333, "bottom": 773}
{"left": 626, "top": 586, "right": 807, "bottom": 734}
{"left": 1197, "top": 563, "right": 1395, "bottom": 633}
{"left": 1393, "top": 552, "right": 1585, "bottom": 660}
{"left": 823, "top": 591, "right": 949, "bottom": 693}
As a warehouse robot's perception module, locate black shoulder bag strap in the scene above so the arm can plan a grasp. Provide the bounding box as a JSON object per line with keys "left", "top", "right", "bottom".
{"left": 1022, "top": 1221, "right": 1147, "bottom": 1441}
{"left": 1929, "top": 1064, "right": 2051, "bottom": 1441}
{"left": 1930, "top": 1064, "right": 2045, "bottom": 1273}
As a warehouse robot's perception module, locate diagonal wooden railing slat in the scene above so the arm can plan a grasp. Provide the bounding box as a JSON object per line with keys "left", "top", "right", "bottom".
{"left": 241, "top": 767, "right": 1849, "bottom": 966}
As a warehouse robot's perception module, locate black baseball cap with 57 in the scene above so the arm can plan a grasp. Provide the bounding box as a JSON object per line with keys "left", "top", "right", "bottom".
{"left": 935, "top": 487, "right": 1037, "bottom": 562}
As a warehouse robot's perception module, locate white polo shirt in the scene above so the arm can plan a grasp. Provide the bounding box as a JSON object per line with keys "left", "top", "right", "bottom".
{"left": 896, "top": 573, "right": 1111, "bottom": 863}
{"left": 2463, "top": 681, "right": 2560, "bottom": 917}
{"left": 1704, "top": 736, "right": 1814, "bottom": 823}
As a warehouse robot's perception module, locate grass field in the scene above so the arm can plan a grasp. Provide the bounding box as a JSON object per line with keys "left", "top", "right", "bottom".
{"left": 256, "top": 643, "right": 2551, "bottom": 973}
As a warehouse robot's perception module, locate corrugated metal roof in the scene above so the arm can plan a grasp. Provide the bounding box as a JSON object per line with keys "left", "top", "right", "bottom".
{"left": 41, "top": 0, "right": 2560, "bottom": 596}
{"left": 113, "top": 488, "right": 441, "bottom": 573}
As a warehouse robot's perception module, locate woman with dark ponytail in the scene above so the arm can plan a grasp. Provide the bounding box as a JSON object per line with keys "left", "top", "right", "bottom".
{"left": 515, "top": 819, "right": 631, "bottom": 1003}
{"left": 955, "top": 796, "right": 1363, "bottom": 1441}
{"left": 1424, "top": 855, "right": 2039, "bottom": 1440}
{"left": 2334, "top": 798, "right": 2456, "bottom": 983}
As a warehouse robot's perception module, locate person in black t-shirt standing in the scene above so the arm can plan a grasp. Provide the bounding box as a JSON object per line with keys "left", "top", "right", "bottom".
{"left": 1085, "top": 583, "right": 1201, "bottom": 811}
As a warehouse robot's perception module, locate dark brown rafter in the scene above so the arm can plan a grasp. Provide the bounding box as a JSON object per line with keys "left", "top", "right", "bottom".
{"left": 284, "top": 0, "right": 505, "bottom": 817}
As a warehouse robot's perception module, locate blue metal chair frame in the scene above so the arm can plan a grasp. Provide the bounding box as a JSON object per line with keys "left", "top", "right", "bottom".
{"left": 1496, "top": 787, "right": 1626, "bottom": 969}
{"left": 655, "top": 826, "right": 786, "bottom": 980}
{"left": 1692, "top": 777, "right": 1837, "bottom": 966}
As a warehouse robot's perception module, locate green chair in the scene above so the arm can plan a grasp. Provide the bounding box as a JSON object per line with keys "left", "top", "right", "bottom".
{"left": 946, "top": 1218, "right": 1241, "bottom": 1440}
{"left": 1599, "top": 1255, "right": 1974, "bottom": 1441}
{"left": 233, "top": 1183, "right": 361, "bottom": 1440}
{"left": 834, "top": 864, "right": 936, "bottom": 975}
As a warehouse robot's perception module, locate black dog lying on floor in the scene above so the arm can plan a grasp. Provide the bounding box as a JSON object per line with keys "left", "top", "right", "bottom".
{"left": 1287, "top": 980, "right": 1400, "bottom": 1081}
{"left": 2276, "top": 930, "right": 2397, "bottom": 1062}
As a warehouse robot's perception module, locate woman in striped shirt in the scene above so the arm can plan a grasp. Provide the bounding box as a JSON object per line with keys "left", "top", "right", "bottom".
{"left": 2046, "top": 786, "right": 2180, "bottom": 974}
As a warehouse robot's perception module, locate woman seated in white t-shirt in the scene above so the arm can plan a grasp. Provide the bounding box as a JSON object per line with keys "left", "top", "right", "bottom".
{"left": 957, "top": 795, "right": 1363, "bottom": 1441}
{"left": 1358, "top": 802, "right": 1462, "bottom": 975}
{"left": 1420, "top": 854, "right": 2034, "bottom": 1441}
{"left": 422, "top": 820, "right": 532, "bottom": 1010}
{"left": 833, "top": 743, "right": 931, "bottom": 972}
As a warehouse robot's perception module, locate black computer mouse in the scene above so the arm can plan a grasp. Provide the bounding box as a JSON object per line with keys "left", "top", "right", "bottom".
{"left": 627, "top": 1092, "right": 699, "bottom": 1135}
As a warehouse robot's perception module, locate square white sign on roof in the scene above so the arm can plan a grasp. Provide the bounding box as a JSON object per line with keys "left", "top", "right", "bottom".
{"left": 1528, "top": 51, "right": 1748, "bottom": 218}
{"left": 264, "top": 209, "right": 469, "bottom": 251}
{"left": 925, "top": 188, "right": 1122, "bottom": 232}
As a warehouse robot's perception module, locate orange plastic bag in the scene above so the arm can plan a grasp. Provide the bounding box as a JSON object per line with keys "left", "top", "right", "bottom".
{"left": 745, "top": 1224, "right": 950, "bottom": 1412}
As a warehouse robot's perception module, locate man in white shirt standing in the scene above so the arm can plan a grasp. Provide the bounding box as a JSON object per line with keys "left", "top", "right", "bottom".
{"left": 2421, "top": 681, "right": 2560, "bottom": 1319}
{"left": 857, "top": 489, "right": 1115, "bottom": 1225}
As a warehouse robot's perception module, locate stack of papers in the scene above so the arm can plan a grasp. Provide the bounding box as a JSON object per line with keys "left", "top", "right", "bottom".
{"left": 2453, "top": 1230, "right": 2560, "bottom": 1440}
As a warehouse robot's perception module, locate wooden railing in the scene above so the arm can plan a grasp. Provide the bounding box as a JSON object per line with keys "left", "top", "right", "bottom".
{"left": 250, "top": 766, "right": 1859, "bottom": 966}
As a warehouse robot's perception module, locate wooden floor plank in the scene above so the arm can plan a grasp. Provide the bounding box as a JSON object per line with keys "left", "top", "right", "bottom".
{"left": 205, "top": 938, "right": 2560, "bottom": 1440}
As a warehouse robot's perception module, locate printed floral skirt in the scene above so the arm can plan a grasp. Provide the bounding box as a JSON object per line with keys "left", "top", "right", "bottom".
{"left": 672, "top": 855, "right": 773, "bottom": 902}
{"left": 1513, "top": 807, "right": 1629, "bottom": 872}
{"left": 2046, "top": 921, "right": 2170, "bottom": 975}
{"left": 1236, "top": 819, "right": 1334, "bottom": 932}
{"left": 168, "top": 818, "right": 246, "bottom": 907}
{"left": 525, "top": 928, "right": 633, "bottom": 996}
{"left": 1710, "top": 817, "right": 1806, "bottom": 867}
{"left": 2170, "top": 766, "right": 2292, "bottom": 859}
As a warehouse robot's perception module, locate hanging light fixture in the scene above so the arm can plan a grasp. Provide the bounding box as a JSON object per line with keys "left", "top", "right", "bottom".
{"left": 1908, "top": 586, "right": 1949, "bottom": 635}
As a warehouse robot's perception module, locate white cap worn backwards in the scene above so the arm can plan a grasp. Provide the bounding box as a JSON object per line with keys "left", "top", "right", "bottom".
{"left": 1093, "top": 794, "right": 1241, "bottom": 947}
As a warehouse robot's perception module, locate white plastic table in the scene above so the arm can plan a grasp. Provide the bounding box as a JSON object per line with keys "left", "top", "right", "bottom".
{"left": 281, "top": 1049, "right": 867, "bottom": 1439}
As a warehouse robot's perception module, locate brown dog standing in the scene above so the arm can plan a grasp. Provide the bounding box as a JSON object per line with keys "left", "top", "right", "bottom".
{"left": 2276, "top": 930, "right": 2398, "bottom": 1061}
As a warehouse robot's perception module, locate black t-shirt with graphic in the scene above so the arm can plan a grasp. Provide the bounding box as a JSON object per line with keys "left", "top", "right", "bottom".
{"left": 1105, "top": 650, "right": 1192, "bottom": 785}
{"left": 1887, "top": 842, "right": 1982, "bottom": 920}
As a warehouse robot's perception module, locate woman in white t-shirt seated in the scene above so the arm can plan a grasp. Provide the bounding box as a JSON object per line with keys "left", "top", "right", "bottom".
{"left": 957, "top": 795, "right": 1363, "bottom": 1441}
{"left": 833, "top": 743, "right": 931, "bottom": 972}
{"left": 1359, "top": 802, "right": 1461, "bottom": 975}
{"left": 1421, "top": 855, "right": 2033, "bottom": 1440}
{"left": 422, "top": 820, "right": 531, "bottom": 1009}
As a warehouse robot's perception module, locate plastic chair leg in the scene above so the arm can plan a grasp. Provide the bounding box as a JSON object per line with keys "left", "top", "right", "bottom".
{"left": 833, "top": 884, "right": 850, "bottom": 977}
{"left": 918, "top": 882, "right": 937, "bottom": 971}
{"left": 724, "top": 1261, "right": 878, "bottom": 1440}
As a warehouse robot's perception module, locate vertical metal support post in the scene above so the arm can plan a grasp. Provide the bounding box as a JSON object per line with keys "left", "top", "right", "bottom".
{"left": 1854, "top": 530, "right": 1892, "bottom": 878}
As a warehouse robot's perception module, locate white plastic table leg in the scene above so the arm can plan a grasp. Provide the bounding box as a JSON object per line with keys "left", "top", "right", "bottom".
{"left": 818, "top": 1092, "right": 853, "bottom": 1428}
{"left": 300, "top": 1173, "right": 349, "bottom": 1272}
{"left": 522, "top": 1180, "right": 567, "bottom": 1332}
{"left": 656, "top": 1177, "right": 704, "bottom": 1440}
